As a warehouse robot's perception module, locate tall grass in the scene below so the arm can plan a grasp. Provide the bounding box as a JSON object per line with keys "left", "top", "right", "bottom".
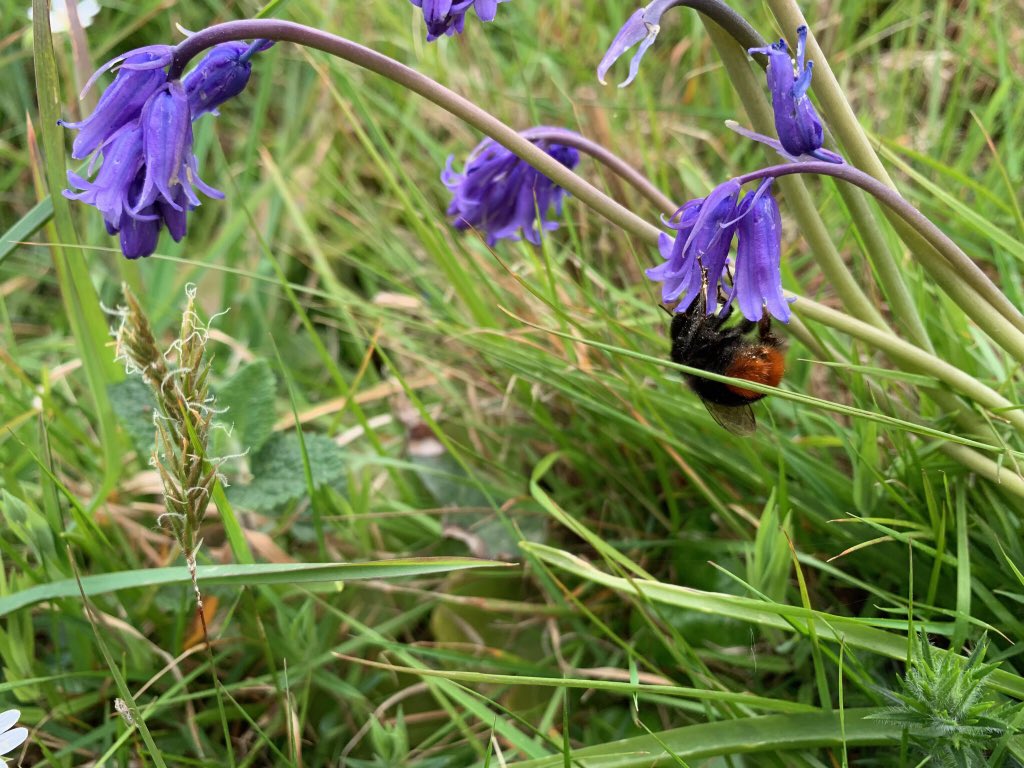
{"left": 1, "top": 0, "right": 1022, "bottom": 765}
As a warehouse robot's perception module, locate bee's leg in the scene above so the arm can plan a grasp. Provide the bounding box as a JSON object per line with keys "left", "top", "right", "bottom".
{"left": 757, "top": 307, "right": 774, "bottom": 342}
{"left": 735, "top": 318, "right": 757, "bottom": 334}
{"left": 718, "top": 262, "right": 734, "bottom": 305}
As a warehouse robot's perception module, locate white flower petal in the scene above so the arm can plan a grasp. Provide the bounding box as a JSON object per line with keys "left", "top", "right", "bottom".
{"left": 0, "top": 726, "right": 29, "bottom": 756}
{"left": 0, "top": 711, "right": 19, "bottom": 734}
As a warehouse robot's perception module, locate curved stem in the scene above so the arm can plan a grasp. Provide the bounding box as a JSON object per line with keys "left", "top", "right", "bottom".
{"left": 167, "top": 20, "right": 663, "bottom": 243}
{"left": 519, "top": 127, "right": 677, "bottom": 215}
{"left": 656, "top": 0, "right": 767, "bottom": 53}
{"left": 736, "top": 161, "right": 1024, "bottom": 357}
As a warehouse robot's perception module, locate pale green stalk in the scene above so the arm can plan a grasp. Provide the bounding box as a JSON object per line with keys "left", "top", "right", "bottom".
{"left": 735, "top": 162, "right": 1024, "bottom": 365}
{"left": 758, "top": 1, "right": 928, "bottom": 350}
{"left": 32, "top": 0, "right": 125, "bottom": 504}
{"left": 164, "top": 19, "right": 1020, "bottom": 490}
{"left": 797, "top": 298, "right": 1024, "bottom": 435}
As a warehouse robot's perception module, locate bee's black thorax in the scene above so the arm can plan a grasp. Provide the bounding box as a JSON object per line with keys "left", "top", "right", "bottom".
{"left": 669, "top": 300, "right": 781, "bottom": 407}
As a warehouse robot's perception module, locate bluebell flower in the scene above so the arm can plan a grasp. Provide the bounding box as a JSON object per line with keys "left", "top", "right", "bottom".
{"left": 184, "top": 40, "right": 273, "bottom": 119}
{"left": 64, "top": 124, "right": 145, "bottom": 232}
{"left": 58, "top": 50, "right": 169, "bottom": 159}
{"left": 442, "top": 131, "right": 580, "bottom": 245}
{"left": 647, "top": 181, "right": 741, "bottom": 312}
{"left": 62, "top": 40, "right": 267, "bottom": 258}
{"left": 597, "top": 0, "right": 670, "bottom": 87}
{"left": 410, "top": 0, "right": 507, "bottom": 41}
{"left": 118, "top": 182, "right": 163, "bottom": 260}
{"left": 748, "top": 27, "right": 841, "bottom": 162}
{"left": 135, "top": 81, "right": 222, "bottom": 213}
{"left": 728, "top": 180, "right": 791, "bottom": 322}
{"left": 647, "top": 179, "right": 792, "bottom": 322}
{"left": 646, "top": 200, "right": 702, "bottom": 306}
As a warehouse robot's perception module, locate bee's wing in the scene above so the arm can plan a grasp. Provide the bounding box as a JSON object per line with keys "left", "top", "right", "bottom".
{"left": 702, "top": 400, "right": 757, "bottom": 436}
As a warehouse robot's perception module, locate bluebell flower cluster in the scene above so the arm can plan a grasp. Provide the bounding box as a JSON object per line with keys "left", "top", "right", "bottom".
{"left": 647, "top": 178, "right": 791, "bottom": 323}
{"left": 61, "top": 39, "right": 271, "bottom": 259}
{"left": 409, "top": 0, "right": 508, "bottom": 41}
{"left": 597, "top": 8, "right": 849, "bottom": 322}
{"left": 747, "top": 26, "right": 841, "bottom": 163}
{"left": 443, "top": 131, "right": 580, "bottom": 245}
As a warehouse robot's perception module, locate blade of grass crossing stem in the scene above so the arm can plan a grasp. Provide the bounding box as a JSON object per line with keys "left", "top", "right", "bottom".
{"left": 503, "top": 709, "right": 903, "bottom": 767}
{"left": 0, "top": 558, "right": 505, "bottom": 617}
{"left": 636, "top": 719, "right": 692, "bottom": 767}
{"left": 31, "top": 0, "right": 124, "bottom": 501}
{"left": 0, "top": 196, "right": 53, "bottom": 265}
{"left": 211, "top": 481, "right": 255, "bottom": 565}
{"left": 923, "top": 475, "right": 946, "bottom": 607}
{"left": 561, "top": 697, "right": 570, "bottom": 768}
{"left": 529, "top": 452, "right": 653, "bottom": 580}
{"left": 787, "top": 531, "right": 832, "bottom": 710}
{"left": 328, "top": 607, "right": 550, "bottom": 760}
{"left": 953, "top": 481, "right": 971, "bottom": 651}
{"left": 839, "top": 640, "right": 849, "bottom": 768}
{"left": 218, "top": 686, "right": 290, "bottom": 767}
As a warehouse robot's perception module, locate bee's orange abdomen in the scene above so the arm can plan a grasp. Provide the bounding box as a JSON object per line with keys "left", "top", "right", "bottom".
{"left": 724, "top": 346, "right": 785, "bottom": 401}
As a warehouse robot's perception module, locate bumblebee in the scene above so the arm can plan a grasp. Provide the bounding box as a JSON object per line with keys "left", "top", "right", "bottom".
{"left": 668, "top": 290, "right": 785, "bottom": 436}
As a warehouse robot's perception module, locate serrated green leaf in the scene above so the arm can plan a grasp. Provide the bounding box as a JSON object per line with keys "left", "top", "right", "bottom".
{"left": 228, "top": 432, "right": 344, "bottom": 512}
{"left": 217, "top": 359, "right": 277, "bottom": 453}
{"left": 108, "top": 378, "right": 158, "bottom": 458}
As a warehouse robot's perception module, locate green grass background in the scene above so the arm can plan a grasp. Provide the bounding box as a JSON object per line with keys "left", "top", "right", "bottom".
{"left": 1, "top": 0, "right": 1023, "bottom": 764}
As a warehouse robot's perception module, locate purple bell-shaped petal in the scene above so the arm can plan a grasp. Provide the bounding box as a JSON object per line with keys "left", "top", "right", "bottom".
{"left": 597, "top": 0, "right": 671, "bottom": 87}
{"left": 184, "top": 40, "right": 268, "bottom": 119}
{"left": 444, "top": 129, "right": 580, "bottom": 245}
{"left": 729, "top": 180, "right": 792, "bottom": 322}
{"left": 59, "top": 51, "right": 168, "bottom": 159}
{"left": 63, "top": 123, "right": 145, "bottom": 231}
{"left": 410, "top": 0, "right": 506, "bottom": 41}
{"left": 748, "top": 27, "right": 836, "bottom": 161}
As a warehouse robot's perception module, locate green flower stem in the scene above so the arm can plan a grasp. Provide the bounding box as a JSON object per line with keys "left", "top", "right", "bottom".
{"left": 520, "top": 128, "right": 677, "bottom": 215}
{"left": 702, "top": 21, "right": 888, "bottom": 330}
{"left": 765, "top": 1, "right": 1024, "bottom": 338}
{"left": 167, "top": 20, "right": 662, "bottom": 243}
{"left": 940, "top": 443, "right": 1024, "bottom": 499}
{"left": 833, "top": 184, "right": 933, "bottom": 351}
{"left": 33, "top": 0, "right": 125, "bottom": 503}
{"left": 797, "top": 298, "right": 1024, "bottom": 436}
